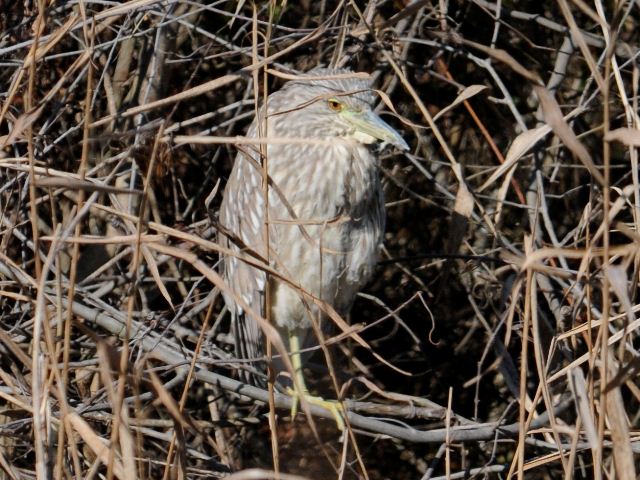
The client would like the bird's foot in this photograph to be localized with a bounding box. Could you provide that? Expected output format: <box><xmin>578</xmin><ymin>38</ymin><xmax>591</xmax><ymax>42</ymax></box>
<box><xmin>285</xmin><ymin>386</ymin><xmax>345</xmax><ymax>431</ymax></box>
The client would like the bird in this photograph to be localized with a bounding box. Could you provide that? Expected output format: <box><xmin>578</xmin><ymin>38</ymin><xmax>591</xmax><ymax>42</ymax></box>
<box><xmin>218</xmin><ymin>67</ymin><xmax>408</xmax><ymax>419</ymax></box>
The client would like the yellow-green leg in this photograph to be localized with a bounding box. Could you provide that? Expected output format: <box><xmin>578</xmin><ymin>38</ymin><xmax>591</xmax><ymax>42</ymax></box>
<box><xmin>286</xmin><ymin>329</ymin><xmax>344</xmax><ymax>430</ymax></box>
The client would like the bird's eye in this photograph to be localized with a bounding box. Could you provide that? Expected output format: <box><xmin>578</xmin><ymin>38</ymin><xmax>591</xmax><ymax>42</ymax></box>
<box><xmin>327</xmin><ymin>99</ymin><xmax>344</xmax><ymax>112</ymax></box>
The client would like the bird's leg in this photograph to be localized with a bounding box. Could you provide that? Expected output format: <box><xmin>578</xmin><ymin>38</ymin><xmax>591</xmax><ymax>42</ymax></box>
<box><xmin>288</xmin><ymin>329</ymin><xmax>308</xmax><ymax>417</ymax></box>
<box><xmin>289</xmin><ymin>329</ymin><xmax>306</xmax><ymax>400</ymax></box>
<box><xmin>286</xmin><ymin>329</ymin><xmax>345</xmax><ymax>430</ymax></box>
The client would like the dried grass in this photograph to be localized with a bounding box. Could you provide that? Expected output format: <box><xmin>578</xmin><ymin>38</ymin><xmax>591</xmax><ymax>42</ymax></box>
<box><xmin>0</xmin><ymin>1</ymin><xmax>639</xmax><ymax>478</ymax></box>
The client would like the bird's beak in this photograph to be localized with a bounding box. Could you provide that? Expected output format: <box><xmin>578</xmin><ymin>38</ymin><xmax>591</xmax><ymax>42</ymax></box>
<box><xmin>343</xmin><ymin>109</ymin><xmax>409</xmax><ymax>151</ymax></box>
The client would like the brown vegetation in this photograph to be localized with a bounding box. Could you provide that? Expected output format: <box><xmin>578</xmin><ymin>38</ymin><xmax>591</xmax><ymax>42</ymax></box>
<box><xmin>0</xmin><ymin>1</ymin><xmax>639</xmax><ymax>478</ymax></box>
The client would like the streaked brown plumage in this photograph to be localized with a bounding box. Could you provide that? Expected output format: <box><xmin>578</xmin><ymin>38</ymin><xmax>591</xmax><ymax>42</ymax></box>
<box><xmin>219</xmin><ymin>68</ymin><xmax>408</xmax><ymax>387</ymax></box>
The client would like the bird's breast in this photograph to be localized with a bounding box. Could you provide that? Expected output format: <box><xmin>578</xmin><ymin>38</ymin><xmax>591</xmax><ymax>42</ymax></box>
<box><xmin>267</xmin><ymin>142</ymin><xmax>378</xmax><ymax>218</ymax></box>
<box><xmin>264</xmin><ymin>141</ymin><xmax>383</xmax><ymax>328</ymax></box>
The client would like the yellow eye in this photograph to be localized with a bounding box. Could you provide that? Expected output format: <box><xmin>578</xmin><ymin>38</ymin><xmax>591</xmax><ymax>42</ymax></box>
<box><xmin>327</xmin><ymin>99</ymin><xmax>344</xmax><ymax>112</ymax></box>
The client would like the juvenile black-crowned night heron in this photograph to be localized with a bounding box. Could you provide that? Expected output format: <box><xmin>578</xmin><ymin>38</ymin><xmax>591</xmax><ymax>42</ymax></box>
<box><xmin>218</xmin><ymin>68</ymin><xmax>408</xmax><ymax>420</ymax></box>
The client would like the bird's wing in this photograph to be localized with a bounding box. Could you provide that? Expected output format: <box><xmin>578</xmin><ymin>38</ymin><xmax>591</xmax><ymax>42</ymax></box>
<box><xmin>342</xmin><ymin>178</ymin><xmax>386</xmax><ymax>318</ymax></box>
<box><xmin>218</xmin><ymin>147</ymin><xmax>269</xmax><ymax>384</ymax></box>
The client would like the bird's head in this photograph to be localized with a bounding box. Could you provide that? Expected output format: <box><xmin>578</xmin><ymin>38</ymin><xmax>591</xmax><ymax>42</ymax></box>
<box><xmin>275</xmin><ymin>68</ymin><xmax>409</xmax><ymax>151</ymax></box>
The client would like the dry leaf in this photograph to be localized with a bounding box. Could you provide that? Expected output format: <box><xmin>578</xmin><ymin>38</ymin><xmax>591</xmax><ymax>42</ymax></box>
<box><xmin>534</xmin><ymin>85</ymin><xmax>605</xmax><ymax>186</ymax></box>
<box><xmin>568</xmin><ymin>368</ymin><xmax>599</xmax><ymax>451</ymax></box>
<box><xmin>148</xmin><ymin>369</ymin><xmax>192</xmax><ymax>430</ymax></box>
<box><xmin>607</xmin><ymin>265</ymin><xmax>634</xmax><ymax>324</ymax></box>
<box><xmin>118</xmin><ymin>406</ymin><xmax>138</xmax><ymax>480</ymax></box>
<box><xmin>446</xmin><ymin>168</ymin><xmax>474</xmax><ymax>254</ymax></box>
<box><xmin>606</xmin><ymin>352</ymin><xmax>637</xmax><ymax>480</ymax></box>
<box><xmin>605</xmin><ymin>127</ymin><xmax>640</xmax><ymax>147</ymax></box>
<box><xmin>478</xmin><ymin>126</ymin><xmax>550</xmax><ymax>193</ymax></box>
<box><xmin>35</xmin><ymin>176</ymin><xmax>143</xmax><ymax>194</ymax></box>
<box><xmin>67</xmin><ymin>412</ymin><xmax>126</xmax><ymax>479</ymax></box>
<box><xmin>2</xmin><ymin>105</ymin><xmax>44</xmax><ymax>147</ymax></box>
<box><xmin>460</xmin><ymin>38</ymin><xmax>543</xmax><ymax>84</ymax></box>
<box><xmin>453</xmin><ymin>178</ymin><xmax>474</xmax><ymax>219</ymax></box>
<box><xmin>433</xmin><ymin>85</ymin><xmax>488</xmax><ymax>122</ymax></box>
